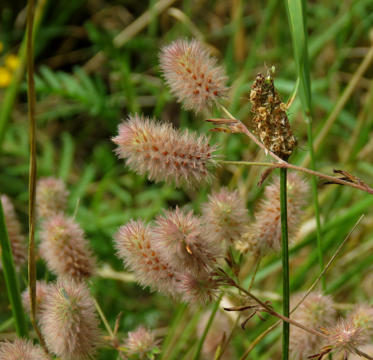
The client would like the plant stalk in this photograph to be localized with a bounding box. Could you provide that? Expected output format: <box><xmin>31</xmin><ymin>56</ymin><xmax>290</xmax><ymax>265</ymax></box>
<box><xmin>0</xmin><ymin>201</ymin><xmax>28</xmax><ymax>337</ymax></box>
<box><xmin>280</xmin><ymin>168</ymin><xmax>290</xmax><ymax>360</ymax></box>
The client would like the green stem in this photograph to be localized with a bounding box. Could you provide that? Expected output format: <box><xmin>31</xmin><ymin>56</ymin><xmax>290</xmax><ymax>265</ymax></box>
<box><xmin>280</xmin><ymin>168</ymin><xmax>289</xmax><ymax>360</ymax></box>
<box><xmin>193</xmin><ymin>294</ymin><xmax>222</xmax><ymax>360</ymax></box>
<box><xmin>0</xmin><ymin>201</ymin><xmax>28</xmax><ymax>337</ymax></box>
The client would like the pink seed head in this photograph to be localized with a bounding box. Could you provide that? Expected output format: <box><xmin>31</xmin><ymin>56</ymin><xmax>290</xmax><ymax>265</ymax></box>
<box><xmin>39</xmin><ymin>213</ymin><xmax>95</xmax><ymax>280</ymax></box>
<box><xmin>0</xmin><ymin>195</ymin><xmax>27</xmax><ymax>269</ymax></box>
<box><xmin>36</xmin><ymin>177</ymin><xmax>69</xmax><ymax>218</ymax></box>
<box><xmin>202</xmin><ymin>187</ymin><xmax>250</xmax><ymax>245</ymax></box>
<box><xmin>124</xmin><ymin>326</ymin><xmax>160</xmax><ymax>358</ymax></box>
<box><xmin>177</xmin><ymin>271</ymin><xmax>220</xmax><ymax>304</ymax></box>
<box><xmin>112</xmin><ymin>114</ymin><xmax>217</xmax><ymax>188</ymax></box>
<box><xmin>160</xmin><ymin>39</ymin><xmax>228</xmax><ymax>113</ymax></box>
<box><xmin>114</xmin><ymin>219</ymin><xmax>179</xmax><ymax>296</ymax></box>
<box><xmin>39</xmin><ymin>278</ymin><xmax>101</xmax><ymax>360</ymax></box>
<box><xmin>326</xmin><ymin>318</ymin><xmax>367</xmax><ymax>354</ymax></box>
<box><xmin>0</xmin><ymin>338</ymin><xmax>49</xmax><ymax>360</ymax></box>
<box><xmin>290</xmin><ymin>292</ymin><xmax>336</xmax><ymax>359</ymax></box>
<box><xmin>240</xmin><ymin>173</ymin><xmax>309</xmax><ymax>256</ymax></box>
<box><xmin>153</xmin><ymin>207</ymin><xmax>223</xmax><ymax>275</ymax></box>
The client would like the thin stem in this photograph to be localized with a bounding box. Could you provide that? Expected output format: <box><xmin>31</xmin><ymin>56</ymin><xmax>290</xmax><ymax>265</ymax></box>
<box><xmin>93</xmin><ymin>297</ymin><xmax>114</xmax><ymax>339</ymax></box>
<box><xmin>26</xmin><ymin>0</ymin><xmax>48</xmax><ymax>352</ymax></box>
<box><xmin>248</xmin><ymin>256</ymin><xmax>261</xmax><ymax>291</ymax></box>
<box><xmin>280</xmin><ymin>168</ymin><xmax>289</xmax><ymax>360</ymax></box>
<box><xmin>0</xmin><ymin>202</ymin><xmax>28</xmax><ymax>337</ymax></box>
<box><xmin>218</xmin><ymin>104</ymin><xmax>285</xmax><ymax>163</ymax></box>
<box><xmin>307</xmin><ymin>121</ymin><xmax>325</xmax><ymax>290</ymax></box>
<box><xmin>219</xmin><ymin>160</ymin><xmax>373</xmax><ymax>195</ymax></box>
<box><xmin>193</xmin><ymin>294</ymin><xmax>223</xmax><ymax>360</ymax></box>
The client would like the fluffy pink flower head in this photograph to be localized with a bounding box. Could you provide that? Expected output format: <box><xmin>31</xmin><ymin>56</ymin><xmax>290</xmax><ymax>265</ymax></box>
<box><xmin>113</xmin><ymin>114</ymin><xmax>217</xmax><ymax>188</ymax></box>
<box><xmin>124</xmin><ymin>326</ymin><xmax>160</xmax><ymax>359</ymax></box>
<box><xmin>290</xmin><ymin>292</ymin><xmax>336</xmax><ymax>359</ymax></box>
<box><xmin>22</xmin><ymin>280</ymin><xmax>50</xmax><ymax>317</ymax></box>
<box><xmin>240</xmin><ymin>173</ymin><xmax>309</xmax><ymax>256</ymax></box>
<box><xmin>39</xmin><ymin>278</ymin><xmax>101</xmax><ymax>360</ymax></box>
<box><xmin>160</xmin><ymin>39</ymin><xmax>228</xmax><ymax>113</ymax></box>
<box><xmin>0</xmin><ymin>195</ymin><xmax>27</xmax><ymax>269</ymax></box>
<box><xmin>36</xmin><ymin>177</ymin><xmax>69</xmax><ymax>218</ymax></box>
<box><xmin>114</xmin><ymin>220</ymin><xmax>179</xmax><ymax>296</ymax></box>
<box><xmin>40</xmin><ymin>213</ymin><xmax>95</xmax><ymax>280</ymax></box>
<box><xmin>177</xmin><ymin>271</ymin><xmax>220</xmax><ymax>304</ymax></box>
<box><xmin>0</xmin><ymin>338</ymin><xmax>49</xmax><ymax>360</ymax></box>
<box><xmin>153</xmin><ymin>207</ymin><xmax>223</xmax><ymax>275</ymax></box>
<box><xmin>202</xmin><ymin>187</ymin><xmax>249</xmax><ymax>245</ymax></box>
<box><xmin>324</xmin><ymin>319</ymin><xmax>367</xmax><ymax>357</ymax></box>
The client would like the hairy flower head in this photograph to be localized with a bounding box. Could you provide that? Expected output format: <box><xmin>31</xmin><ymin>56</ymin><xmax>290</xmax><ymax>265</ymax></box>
<box><xmin>202</xmin><ymin>187</ymin><xmax>249</xmax><ymax>245</ymax></box>
<box><xmin>239</xmin><ymin>173</ymin><xmax>309</xmax><ymax>256</ymax></box>
<box><xmin>153</xmin><ymin>207</ymin><xmax>223</xmax><ymax>275</ymax></box>
<box><xmin>114</xmin><ymin>220</ymin><xmax>179</xmax><ymax>296</ymax></box>
<box><xmin>324</xmin><ymin>319</ymin><xmax>367</xmax><ymax>357</ymax></box>
<box><xmin>112</xmin><ymin>114</ymin><xmax>217</xmax><ymax>187</ymax></box>
<box><xmin>160</xmin><ymin>39</ymin><xmax>228</xmax><ymax>113</ymax></box>
<box><xmin>0</xmin><ymin>195</ymin><xmax>27</xmax><ymax>269</ymax></box>
<box><xmin>0</xmin><ymin>338</ymin><xmax>49</xmax><ymax>360</ymax></box>
<box><xmin>123</xmin><ymin>326</ymin><xmax>160</xmax><ymax>359</ymax></box>
<box><xmin>290</xmin><ymin>292</ymin><xmax>336</xmax><ymax>359</ymax></box>
<box><xmin>39</xmin><ymin>278</ymin><xmax>101</xmax><ymax>360</ymax></box>
<box><xmin>36</xmin><ymin>177</ymin><xmax>69</xmax><ymax>219</ymax></box>
<box><xmin>39</xmin><ymin>213</ymin><xmax>95</xmax><ymax>280</ymax></box>
<box><xmin>177</xmin><ymin>271</ymin><xmax>220</xmax><ymax>304</ymax></box>
<box><xmin>22</xmin><ymin>280</ymin><xmax>50</xmax><ymax>317</ymax></box>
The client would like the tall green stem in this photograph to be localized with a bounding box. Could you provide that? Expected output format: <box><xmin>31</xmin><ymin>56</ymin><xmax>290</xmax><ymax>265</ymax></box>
<box><xmin>0</xmin><ymin>201</ymin><xmax>28</xmax><ymax>337</ymax></box>
<box><xmin>280</xmin><ymin>168</ymin><xmax>289</xmax><ymax>360</ymax></box>
<box><xmin>285</xmin><ymin>0</ymin><xmax>324</xmax><ymax>289</ymax></box>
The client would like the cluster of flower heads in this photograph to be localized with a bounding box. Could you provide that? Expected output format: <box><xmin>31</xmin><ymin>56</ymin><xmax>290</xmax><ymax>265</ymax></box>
<box><xmin>290</xmin><ymin>292</ymin><xmax>373</xmax><ymax>359</ymax></box>
<box><xmin>114</xmin><ymin>186</ymin><xmax>251</xmax><ymax>303</ymax></box>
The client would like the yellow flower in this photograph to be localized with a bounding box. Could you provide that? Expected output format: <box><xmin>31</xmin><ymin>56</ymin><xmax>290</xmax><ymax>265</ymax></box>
<box><xmin>0</xmin><ymin>42</ymin><xmax>3</xmax><ymax>53</ymax></box>
<box><xmin>5</xmin><ymin>54</ymin><xmax>20</xmax><ymax>71</ymax></box>
<box><xmin>0</xmin><ymin>67</ymin><xmax>11</xmax><ymax>88</ymax></box>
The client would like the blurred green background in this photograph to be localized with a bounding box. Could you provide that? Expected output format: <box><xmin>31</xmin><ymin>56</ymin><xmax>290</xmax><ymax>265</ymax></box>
<box><xmin>1</xmin><ymin>1</ymin><xmax>373</xmax><ymax>359</ymax></box>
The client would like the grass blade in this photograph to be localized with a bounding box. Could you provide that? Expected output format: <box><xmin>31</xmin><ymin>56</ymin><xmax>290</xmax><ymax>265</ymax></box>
<box><xmin>0</xmin><ymin>201</ymin><xmax>28</xmax><ymax>337</ymax></box>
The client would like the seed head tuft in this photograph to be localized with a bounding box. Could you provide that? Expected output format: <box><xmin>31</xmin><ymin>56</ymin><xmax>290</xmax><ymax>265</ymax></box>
<box><xmin>123</xmin><ymin>326</ymin><xmax>160</xmax><ymax>359</ymax></box>
<box><xmin>177</xmin><ymin>271</ymin><xmax>220</xmax><ymax>304</ymax></box>
<box><xmin>112</xmin><ymin>114</ymin><xmax>217</xmax><ymax>187</ymax></box>
<box><xmin>290</xmin><ymin>292</ymin><xmax>336</xmax><ymax>359</ymax></box>
<box><xmin>250</xmin><ymin>70</ymin><xmax>297</xmax><ymax>160</ymax></box>
<box><xmin>0</xmin><ymin>338</ymin><xmax>49</xmax><ymax>360</ymax></box>
<box><xmin>153</xmin><ymin>207</ymin><xmax>223</xmax><ymax>275</ymax></box>
<box><xmin>36</xmin><ymin>177</ymin><xmax>69</xmax><ymax>219</ymax></box>
<box><xmin>160</xmin><ymin>39</ymin><xmax>228</xmax><ymax>113</ymax></box>
<box><xmin>39</xmin><ymin>213</ymin><xmax>95</xmax><ymax>280</ymax></box>
<box><xmin>239</xmin><ymin>173</ymin><xmax>309</xmax><ymax>256</ymax></box>
<box><xmin>39</xmin><ymin>278</ymin><xmax>101</xmax><ymax>360</ymax></box>
<box><xmin>0</xmin><ymin>195</ymin><xmax>27</xmax><ymax>269</ymax></box>
<box><xmin>202</xmin><ymin>187</ymin><xmax>249</xmax><ymax>245</ymax></box>
<box><xmin>114</xmin><ymin>220</ymin><xmax>179</xmax><ymax>296</ymax></box>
